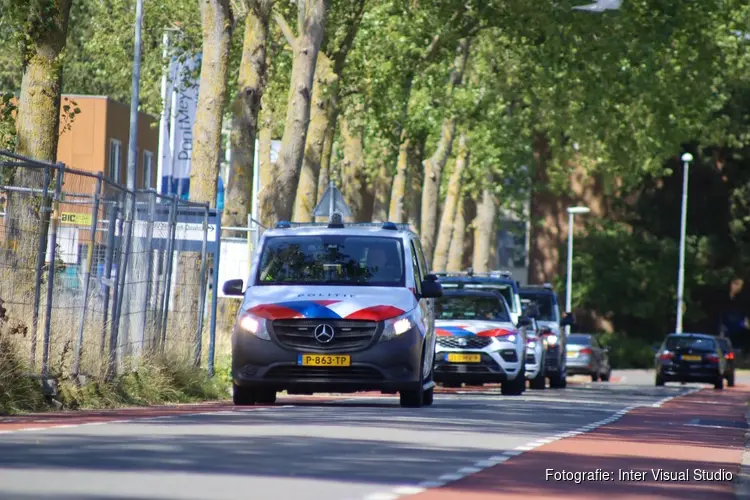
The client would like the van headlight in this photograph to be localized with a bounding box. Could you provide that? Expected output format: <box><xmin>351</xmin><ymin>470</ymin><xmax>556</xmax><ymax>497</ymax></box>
<box><xmin>235</xmin><ymin>311</ymin><xmax>270</xmax><ymax>340</ymax></box>
<box><xmin>380</xmin><ymin>311</ymin><xmax>417</xmax><ymax>342</ymax></box>
<box><xmin>544</xmin><ymin>334</ymin><xmax>558</xmax><ymax>346</ymax></box>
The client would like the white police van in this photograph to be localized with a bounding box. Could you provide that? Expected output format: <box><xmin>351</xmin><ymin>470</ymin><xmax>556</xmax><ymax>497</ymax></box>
<box><xmin>222</xmin><ymin>213</ymin><xmax>443</xmax><ymax>408</ymax></box>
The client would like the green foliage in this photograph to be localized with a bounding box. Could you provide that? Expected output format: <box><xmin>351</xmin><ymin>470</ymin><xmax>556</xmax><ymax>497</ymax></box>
<box><xmin>0</xmin><ymin>93</ymin><xmax>16</xmax><ymax>151</ymax></box>
<box><xmin>597</xmin><ymin>332</ymin><xmax>656</xmax><ymax>369</ymax></box>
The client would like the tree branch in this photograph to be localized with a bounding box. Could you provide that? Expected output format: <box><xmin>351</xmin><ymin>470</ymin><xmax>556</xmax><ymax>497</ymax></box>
<box><xmin>331</xmin><ymin>0</ymin><xmax>367</xmax><ymax>75</ymax></box>
<box><xmin>273</xmin><ymin>11</ymin><xmax>297</xmax><ymax>49</ymax></box>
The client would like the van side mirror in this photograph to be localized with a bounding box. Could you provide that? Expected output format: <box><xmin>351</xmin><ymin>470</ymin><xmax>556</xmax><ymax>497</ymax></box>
<box><xmin>560</xmin><ymin>312</ymin><xmax>575</xmax><ymax>327</ymax></box>
<box><xmin>517</xmin><ymin>316</ymin><xmax>532</xmax><ymax>328</ymax></box>
<box><xmin>421</xmin><ymin>278</ymin><xmax>443</xmax><ymax>298</ymax></box>
<box><xmin>223</xmin><ymin>279</ymin><xmax>244</xmax><ymax>296</ymax></box>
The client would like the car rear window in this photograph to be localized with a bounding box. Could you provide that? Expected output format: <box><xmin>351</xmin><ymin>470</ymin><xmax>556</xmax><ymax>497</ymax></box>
<box><xmin>256</xmin><ymin>235</ymin><xmax>405</xmax><ymax>286</ymax></box>
<box><xmin>435</xmin><ymin>295</ymin><xmax>511</xmax><ymax>322</ymax></box>
<box><xmin>665</xmin><ymin>336</ymin><xmax>716</xmax><ymax>352</ymax></box>
<box><xmin>567</xmin><ymin>335</ymin><xmax>591</xmax><ymax>345</ymax></box>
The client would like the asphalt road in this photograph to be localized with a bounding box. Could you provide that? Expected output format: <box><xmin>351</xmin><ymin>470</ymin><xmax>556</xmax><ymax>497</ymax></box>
<box><xmin>0</xmin><ymin>372</ymin><xmax>711</xmax><ymax>500</ymax></box>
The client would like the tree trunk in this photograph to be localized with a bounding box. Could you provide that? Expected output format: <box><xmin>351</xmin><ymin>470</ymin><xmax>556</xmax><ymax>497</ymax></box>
<box><xmin>419</xmin><ymin>38</ymin><xmax>470</xmax><ymax>268</ymax></box>
<box><xmin>257</xmin><ymin>103</ymin><xmax>275</xmax><ymax>228</ymax></box>
<box><xmin>316</xmin><ymin>107</ymin><xmax>337</xmax><ymax>205</ymax></box>
<box><xmin>178</xmin><ymin>0</ymin><xmax>233</xmax><ymax>360</ymax></box>
<box><xmin>224</xmin><ymin>0</ymin><xmax>272</xmax><ymax>231</ymax></box>
<box><xmin>461</xmin><ymin>196</ymin><xmax>477</xmax><ymax>270</ymax></box>
<box><xmin>432</xmin><ymin>132</ymin><xmax>468</xmax><ymax>271</ymax></box>
<box><xmin>420</xmin><ymin>118</ymin><xmax>456</xmax><ymax>265</ymax></box>
<box><xmin>446</xmin><ymin>194</ymin><xmax>468</xmax><ymax>272</ymax></box>
<box><xmin>472</xmin><ymin>185</ymin><xmax>497</xmax><ymax>273</ymax></box>
<box><xmin>388</xmin><ymin>134</ymin><xmax>410</xmax><ymax>223</ymax></box>
<box><xmin>292</xmin><ymin>52</ymin><xmax>337</xmax><ymax>222</ymax></box>
<box><xmin>372</xmin><ymin>158</ymin><xmax>390</xmax><ymax>222</ymax></box>
<box><xmin>9</xmin><ymin>0</ymin><xmax>73</xmax><ymax>363</ymax></box>
<box><xmin>339</xmin><ymin>111</ymin><xmax>370</xmax><ymax>221</ymax></box>
<box><xmin>261</xmin><ymin>0</ymin><xmax>328</xmax><ymax>225</ymax></box>
<box><xmin>406</xmin><ymin>137</ymin><xmax>425</xmax><ymax>233</ymax></box>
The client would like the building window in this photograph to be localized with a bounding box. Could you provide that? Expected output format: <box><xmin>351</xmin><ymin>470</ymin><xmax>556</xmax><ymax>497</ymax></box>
<box><xmin>109</xmin><ymin>139</ymin><xmax>122</xmax><ymax>182</ymax></box>
<box><xmin>143</xmin><ymin>150</ymin><xmax>154</xmax><ymax>189</ymax></box>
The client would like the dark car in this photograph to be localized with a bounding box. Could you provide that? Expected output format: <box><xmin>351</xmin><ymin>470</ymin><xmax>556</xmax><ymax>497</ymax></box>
<box><xmin>519</xmin><ymin>285</ymin><xmax>570</xmax><ymax>389</ymax></box>
<box><xmin>565</xmin><ymin>333</ymin><xmax>611</xmax><ymax>382</ymax></box>
<box><xmin>715</xmin><ymin>336</ymin><xmax>736</xmax><ymax>387</ymax></box>
<box><xmin>654</xmin><ymin>333</ymin><xmax>727</xmax><ymax>389</ymax></box>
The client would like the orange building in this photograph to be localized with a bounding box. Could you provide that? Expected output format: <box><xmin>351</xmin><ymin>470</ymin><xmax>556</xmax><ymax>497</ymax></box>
<box><xmin>56</xmin><ymin>94</ymin><xmax>158</xmax><ymax>189</ymax></box>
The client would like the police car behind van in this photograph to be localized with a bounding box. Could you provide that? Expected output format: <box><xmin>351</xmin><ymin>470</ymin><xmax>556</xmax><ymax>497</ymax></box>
<box><xmin>222</xmin><ymin>214</ymin><xmax>443</xmax><ymax>408</ymax></box>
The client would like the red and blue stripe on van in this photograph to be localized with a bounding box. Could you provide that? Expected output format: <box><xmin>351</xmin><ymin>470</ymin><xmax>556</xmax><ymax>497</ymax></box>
<box><xmin>247</xmin><ymin>300</ymin><xmax>406</xmax><ymax>321</ymax></box>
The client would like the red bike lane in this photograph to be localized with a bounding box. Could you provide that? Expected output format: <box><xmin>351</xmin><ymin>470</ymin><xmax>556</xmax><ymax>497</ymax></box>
<box><xmin>410</xmin><ymin>385</ymin><xmax>749</xmax><ymax>500</ymax></box>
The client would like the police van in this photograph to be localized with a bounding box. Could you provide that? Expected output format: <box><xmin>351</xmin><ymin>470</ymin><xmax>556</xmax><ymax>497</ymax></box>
<box><xmin>222</xmin><ymin>213</ymin><xmax>443</xmax><ymax>408</ymax></box>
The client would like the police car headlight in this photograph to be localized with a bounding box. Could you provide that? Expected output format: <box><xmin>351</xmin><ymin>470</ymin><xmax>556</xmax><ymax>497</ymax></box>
<box><xmin>527</xmin><ymin>341</ymin><xmax>536</xmax><ymax>349</ymax></box>
<box><xmin>507</xmin><ymin>335</ymin><xmax>517</xmax><ymax>343</ymax></box>
<box><xmin>236</xmin><ymin>312</ymin><xmax>270</xmax><ymax>341</ymax></box>
<box><xmin>381</xmin><ymin>311</ymin><xmax>417</xmax><ymax>342</ymax></box>
<box><xmin>545</xmin><ymin>334</ymin><xmax>558</xmax><ymax>346</ymax></box>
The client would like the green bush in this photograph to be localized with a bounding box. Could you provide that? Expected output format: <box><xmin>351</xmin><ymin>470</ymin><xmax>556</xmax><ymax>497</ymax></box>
<box><xmin>597</xmin><ymin>332</ymin><xmax>655</xmax><ymax>369</ymax></box>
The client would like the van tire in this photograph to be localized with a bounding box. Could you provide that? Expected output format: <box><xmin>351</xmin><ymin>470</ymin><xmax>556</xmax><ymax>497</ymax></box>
<box><xmin>400</xmin><ymin>348</ymin><xmax>426</xmax><ymax>408</ymax></box>
<box><xmin>233</xmin><ymin>383</ymin><xmax>257</xmax><ymax>406</ymax></box>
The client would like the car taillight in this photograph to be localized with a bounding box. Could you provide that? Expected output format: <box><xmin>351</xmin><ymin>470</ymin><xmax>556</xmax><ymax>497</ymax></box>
<box><xmin>580</xmin><ymin>347</ymin><xmax>593</xmax><ymax>355</ymax></box>
<box><xmin>725</xmin><ymin>352</ymin><xmax>734</xmax><ymax>360</ymax></box>
<box><xmin>659</xmin><ymin>351</ymin><xmax>674</xmax><ymax>361</ymax></box>
<box><xmin>705</xmin><ymin>354</ymin><xmax>720</xmax><ymax>363</ymax></box>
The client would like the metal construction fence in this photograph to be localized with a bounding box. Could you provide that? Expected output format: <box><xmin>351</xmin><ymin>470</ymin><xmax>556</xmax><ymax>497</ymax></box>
<box><xmin>0</xmin><ymin>150</ymin><xmax>222</xmax><ymax>381</ymax></box>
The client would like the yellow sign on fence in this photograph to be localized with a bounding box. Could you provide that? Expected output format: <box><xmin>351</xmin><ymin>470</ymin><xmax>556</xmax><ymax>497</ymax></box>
<box><xmin>60</xmin><ymin>212</ymin><xmax>93</xmax><ymax>226</ymax></box>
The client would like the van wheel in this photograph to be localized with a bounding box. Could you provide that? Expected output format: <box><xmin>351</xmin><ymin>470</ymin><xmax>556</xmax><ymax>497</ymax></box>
<box><xmin>549</xmin><ymin>371</ymin><xmax>567</xmax><ymax>389</ymax></box>
<box><xmin>400</xmin><ymin>350</ymin><xmax>426</xmax><ymax>408</ymax></box>
<box><xmin>255</xmin><ymin>389</ymin><xmax>277</xmax><ymax>404</ymax></box>
<box><xmin>530</xmin><ymin>368</ymin><xmax>546</xmax><ymax>390</ymax></box>
<box><xmin>233</xmin><ymin>383</ymin><xmax>257</xmax><ymax>406</ymax></box>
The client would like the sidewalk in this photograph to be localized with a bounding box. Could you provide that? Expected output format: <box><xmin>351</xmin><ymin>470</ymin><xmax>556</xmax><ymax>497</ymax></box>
<box><xmin>411</xmin><ymin>386</ymin><xmax>750</xmax><ymax>500</ymax></box>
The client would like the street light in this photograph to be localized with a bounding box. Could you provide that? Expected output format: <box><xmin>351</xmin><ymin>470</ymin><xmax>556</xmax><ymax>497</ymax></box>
<box><xmin>565</xmin><ymin>206</ymin><xmax>590</xmax><ymax>336</ymax></box>
<box><xmin>675</xmin><ymin>152</ymin><xmax>693</xmax><ymax>333</ymax></box>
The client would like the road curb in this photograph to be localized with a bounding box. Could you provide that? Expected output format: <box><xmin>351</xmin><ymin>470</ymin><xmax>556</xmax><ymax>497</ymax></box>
<box><xmin>735</xmin><ymin>408</ymin><xmax>750</xmax><ymax>499</ymax></box>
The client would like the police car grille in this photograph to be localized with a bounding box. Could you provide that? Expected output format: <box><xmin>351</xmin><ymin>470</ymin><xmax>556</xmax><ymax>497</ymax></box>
<box><xmin>526</xmin><ymin>353</ymin><xmax>536</xmax><ymax>364</ymax></box>
<box><xmin>437</xmin><ymin>336</ymin><xmax>493</xmax><ymax>349</ymax></box>
<box><xmin>271</xmin><ymin>320</ymin><xmax>378</xmax><ymax>350</ymax></box>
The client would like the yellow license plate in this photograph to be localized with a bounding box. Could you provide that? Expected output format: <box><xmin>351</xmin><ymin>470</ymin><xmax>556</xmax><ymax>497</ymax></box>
<box><xmin>567</xmin><ymin>351</ymin><xmax>577</xmax><ymax>358</ymax></box>
<box><xmin>298</xmin><ymin>354</ymin><xmax>351</xmax><ymax>367</ymax></box>
<box><xmin>681</xmin><ymin>354</ymin><xmax>701</xmax><ymax>361</ymax></box>
<box><xmin>446</xmin><ymin>353</ymin><xmax>481</xmax><ymax>363</ymax></box>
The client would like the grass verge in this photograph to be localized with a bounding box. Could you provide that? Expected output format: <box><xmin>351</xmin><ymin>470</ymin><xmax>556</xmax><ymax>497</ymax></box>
<box><xmin>1</xmin><ymin>333</ymin><xmax>227</xmax><ymax>415</ymax></box>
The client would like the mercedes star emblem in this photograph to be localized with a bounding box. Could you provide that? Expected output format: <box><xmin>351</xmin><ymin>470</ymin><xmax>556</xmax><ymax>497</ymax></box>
<box><xmin>458</xmin><ymin>338</ymin><xmax>467</xmax><ymax>347</ymax></box>
<box><xmin>314</xmin><ymin>324</ymin><xmax>335</xmax><ymax>343</ymax></box>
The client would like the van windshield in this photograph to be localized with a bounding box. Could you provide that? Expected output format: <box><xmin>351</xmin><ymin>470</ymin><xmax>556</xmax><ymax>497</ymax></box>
<box><xmin>519</xmin><ymin>292</ymin><xmax>557</xmax><ymax>321</ymax></box>
<box><xmin>256</xmin><ymin>235</ymin><xmax>405</xmax><ymax>286</ymax></box>
<box><xmin>665</xmin><ymin>336</ymin><xmax>716</xmax><ymax>353</ymax></box>
<box><xmin>441</xmin><ymin>282</ymin><xmax>516</xmax><ymax>313</ymax></box>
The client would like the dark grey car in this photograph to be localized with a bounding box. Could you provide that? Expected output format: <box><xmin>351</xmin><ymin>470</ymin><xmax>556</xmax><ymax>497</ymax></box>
<box><xmin>565</xmin><ymin>333</ymin><xmax>611</xmax><ymax>382</ymax></box>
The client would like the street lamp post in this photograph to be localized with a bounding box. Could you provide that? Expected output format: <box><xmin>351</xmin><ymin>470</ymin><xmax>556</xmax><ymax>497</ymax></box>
<box><xmin>675</xmin><ymin>152</ymin><xmax>693</xmax><ymax>333</ymax></box>
<box><xmin>565</xmin><ymin>206</ymin><xmax>591</xmax><ymax>336</ymax></box>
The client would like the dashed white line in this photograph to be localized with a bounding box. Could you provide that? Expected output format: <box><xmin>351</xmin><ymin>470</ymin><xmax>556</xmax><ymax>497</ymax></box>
<box><xmin>356</xmin><ymin>386</ymin><xmax>703</xmax><ymax>500</ymax></box>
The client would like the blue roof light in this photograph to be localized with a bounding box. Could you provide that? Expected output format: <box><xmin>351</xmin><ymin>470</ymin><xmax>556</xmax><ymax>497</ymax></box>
<box><xmin>382</xmin><ymin>222</ymin><xmax>398</xmax><ymax>230</ymax></box>
<box><xmin>275</xmin><ymin>221</ymin><xmax>291</xmax><ymax>229</ymax></box>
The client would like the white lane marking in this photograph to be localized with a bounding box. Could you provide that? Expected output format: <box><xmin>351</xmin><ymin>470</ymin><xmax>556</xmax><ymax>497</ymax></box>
<box><xmin>392</xmin><ymin>486</ymin><xmax>426</xmax><ymax>495</ymax></box>
<box><xmin>357</xmin><ymin>388</ymin><xmax>709</xmax><ymax>500</ymax></box>
<box><xmin>0</xmin><ymin>406</ymin><xmax>282</xmax><ymax>435</ymax></box>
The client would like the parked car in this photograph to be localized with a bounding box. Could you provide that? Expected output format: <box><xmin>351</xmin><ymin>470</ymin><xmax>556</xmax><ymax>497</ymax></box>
<box><xmin>519</xmin><ymin>285</ymin><xmax>569</xmax><ymax>389</ymax></box>
<box><xmin>565</xmin><ymin>333</ymin><xmax>611</xmax><ymax>382</ymax></box>
<box><xmin>715</xmin><ymin>336</ymin><xmax>736</xmax><ymax>387</ymax></box>
<box><xmin>654</xmin><ymin>333</ymin><xmax>726</xmax><ymax>389</ymax></box>
<box><xmin>432</xmin><ymin>289</ymin><xmax>530</xmax><ymax>395</ymax></box>
<box><xmin>222</xmin><ymin>215</ymin><xmax>443</xmax><ymax>408</ymax></box>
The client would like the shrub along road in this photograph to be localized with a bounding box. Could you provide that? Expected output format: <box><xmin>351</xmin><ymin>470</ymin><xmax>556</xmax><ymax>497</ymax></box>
<box><xmin>0</xmin><ymin>377</ymin><xmax>743</xmax><ymax>500</ymax></box>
